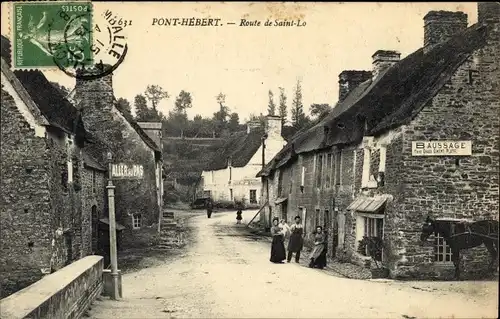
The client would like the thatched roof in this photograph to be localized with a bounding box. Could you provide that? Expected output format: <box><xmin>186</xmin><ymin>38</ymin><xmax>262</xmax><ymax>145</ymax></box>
<box><xmin>205</xmin><ymin>128</ymin><xmax>265</xmax><ymax>171</ymax></box>
<box><xmin>257</xmin><ymin>23</ymin><xmax>488</xmax><ymax>177</ymax></box>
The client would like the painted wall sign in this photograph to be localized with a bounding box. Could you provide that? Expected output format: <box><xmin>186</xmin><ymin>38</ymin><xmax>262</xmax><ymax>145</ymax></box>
<box><xmin>111</xmin><ymin>164</ymin><xmax>144</xmax><ymax>179</ymax></box>
<box><xmin>412</xmin><ymin>141</ymin><xmax>472</xmax><ymax>156</ymax></box>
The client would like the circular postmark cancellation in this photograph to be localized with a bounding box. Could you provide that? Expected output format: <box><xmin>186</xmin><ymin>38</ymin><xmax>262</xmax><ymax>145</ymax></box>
<box><xmin>47</xmin><ymin>6</ymin><xmax>128</xmax><ymax>80</ymax></box>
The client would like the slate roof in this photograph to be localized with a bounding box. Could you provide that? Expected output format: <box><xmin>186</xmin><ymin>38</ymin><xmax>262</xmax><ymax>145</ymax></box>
<box><xmin>205</xmin><ymin>128</ymin><xmax>266</xmax><ymax>171</ymax></box>
<box><xmin>257</xmin><ymin>22</ymin><xmax>488</xmax><ymax>177</ymax></box>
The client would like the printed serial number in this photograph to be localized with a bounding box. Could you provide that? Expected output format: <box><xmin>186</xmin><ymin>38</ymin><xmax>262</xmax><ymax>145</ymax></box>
<box><xmin>62</xmin><ymin>5</ymin><xmax>89</xmax><ymax>12</ymax></box>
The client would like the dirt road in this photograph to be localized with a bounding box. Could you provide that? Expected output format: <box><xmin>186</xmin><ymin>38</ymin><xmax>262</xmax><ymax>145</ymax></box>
<box><xmin>88</xmin><ymin>211</ymin><xmax>498</xmax><ymax>318</ymax></box>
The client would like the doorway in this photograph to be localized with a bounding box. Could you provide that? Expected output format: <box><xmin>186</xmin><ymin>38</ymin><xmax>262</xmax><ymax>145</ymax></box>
<box><xmin>91</xmin><ymin>205</ymin><xmax>98</xmax><ymax>253</ymax></box>
<box><xmin>282</xmin><ymin>201</ymin><xmax>288</xmax><ymax>222</ymax></box>
<box><xmin>64</xmin><ymin>232</ymin><xmax>73</xmax><ymax>266</ymax></box>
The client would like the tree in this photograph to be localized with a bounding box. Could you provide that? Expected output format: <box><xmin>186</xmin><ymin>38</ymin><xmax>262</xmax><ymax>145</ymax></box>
<box><xmin>135</xmin><ymin>94</ymin><xmax>166</xmax><ymax>122</ymax></box>
<box><xmin>278</xmin><ymin>87</ymin><xmax>287</xmax><ymax>127</ymax></box>
<box><xmin>267</xmin><ymin>90</ymin><xmax>276</xmax><ymax>115</ymax></box>
<box><xmin>134</xmin><ymin>94</ymin><xmax>149</xmax><ymax>121</ymax></box>
<box><xmin>174</xmin><ymin>90</ymin><xmax>193</xmax><ymax>114</ymax></box>
<box><xmin>213</xmin><ymin>92</ymin><xmax>231</xmax><ymax>136</ymax></box>
<box><xmin>145</xmin><ymin>85</ymin><xmax>169</xmax><ymax>110</ymax></box>
<box><xmin>310</xmin><ymin>103</ymin><xmax>331</xmax><ymax>119</ymax></box>
<box><xmin>291</xmin><ymin>79</ymin><xmax>307</xmax><ymax>129</ymax></box>
<box><xmin>116</xmin><ymin>97</ymin><xmax>133</xmax><ymax>119</ymax></box>
<box><xmin>228</xmin><ymin>112</ymin><xmax>240</xmax><ymax>132</ymax></box>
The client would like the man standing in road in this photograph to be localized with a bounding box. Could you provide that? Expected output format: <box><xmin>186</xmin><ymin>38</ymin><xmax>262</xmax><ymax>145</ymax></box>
<box><xmin>206</xmin><ymin>198</ymin><xmax>213</xmax><ymax>218</ymax></box>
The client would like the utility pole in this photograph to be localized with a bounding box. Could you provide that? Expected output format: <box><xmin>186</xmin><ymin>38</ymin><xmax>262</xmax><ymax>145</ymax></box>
<box><xmin>107</xmin><ymin>152</ymin><xmax>120</xmax><ymax>300</ymax></box>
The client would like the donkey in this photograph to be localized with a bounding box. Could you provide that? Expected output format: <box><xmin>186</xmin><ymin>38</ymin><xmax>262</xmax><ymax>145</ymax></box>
<box><xmin>420</xmin><ymin>216</ymin><xmax>499</xmax><ymax>280</ymax></box>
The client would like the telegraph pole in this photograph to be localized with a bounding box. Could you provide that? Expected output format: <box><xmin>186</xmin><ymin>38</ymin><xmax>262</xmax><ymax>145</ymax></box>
<box><xmin>107</xmin><ymin>152</ymin><xmax>120</xmax><ymax>300</ymax></box>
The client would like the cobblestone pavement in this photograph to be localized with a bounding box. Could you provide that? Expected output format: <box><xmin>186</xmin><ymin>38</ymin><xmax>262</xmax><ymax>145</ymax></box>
<box><xmin>88</xmin><ymin>211</ymin><xmax>498</xmax><ymax>319</ymax></box>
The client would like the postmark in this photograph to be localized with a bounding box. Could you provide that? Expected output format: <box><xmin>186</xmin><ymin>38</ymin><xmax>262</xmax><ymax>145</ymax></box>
<box><xmin>48</xmin><ymin>7</ymin><xmax>129</xmax><ymax>80</ymax></box>
<box><xmin>12</xmin><ymin>1</ymin><xmax>93</xmax><ymax>69</ymax></box>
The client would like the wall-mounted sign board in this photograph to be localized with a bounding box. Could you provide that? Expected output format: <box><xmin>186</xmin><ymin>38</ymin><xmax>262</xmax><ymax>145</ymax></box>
<box><xmin>411</xmin><ymin>141</ymin><xmax>472</xmax><ymax>156</ymax></box>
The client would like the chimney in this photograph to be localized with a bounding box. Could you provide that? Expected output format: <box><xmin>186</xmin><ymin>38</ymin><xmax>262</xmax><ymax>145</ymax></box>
<box><xmin>372</xmin><ymin>50</ymin><xmax>401</xmax><ymax>79</ymax></box>
<box><xmin>423</xmin><ymin>11</ymin><xmax>468</xmax><ymax>53</ymax></box>
<box><xmin>75</xmin><ymin>64</ymin><xmax>114</xmax><ymax>111</ymax></box>
<box><xmin>265</xmin><ymin>115</ymin><xmax>282</xmax><ymax>139</ymax></box>
<box><xmin>137</xmin><ymin>122</ymin><xmax>163</xmax><ymax>151</ymax></box>
<box><xmin>246</xmin><ymin>120</ymin><xmax>261</xmax><ymax>134</ymax></box>
<box><xmin>478</xmin><ymin>2</ymin><xmax>500</xmax><ymax>24</ymax></box>
<box><xmin>338</xmin><ymin>70</ymin><xmax>372</xmax><ymax>103</ymax></box>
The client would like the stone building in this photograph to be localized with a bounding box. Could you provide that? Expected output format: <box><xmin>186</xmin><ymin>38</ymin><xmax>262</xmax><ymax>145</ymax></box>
<box><xmin>202</xmin><ymin>115</ymin><xmax>286</xmax><ymax>207</ymax></box>
<box><xmin>0</xmin><ymin>36</ymin><xmax>110</xmax><ymax>297</ymax></box>
<box><xmin>71</xmin><ymin>67</ymin><xmax>164</xmax><ymax>248</ymax></box>
<box><xmin>258</xmin><ymin>3</ymin><xmax>499</xmax><ymax>279</ymax></box>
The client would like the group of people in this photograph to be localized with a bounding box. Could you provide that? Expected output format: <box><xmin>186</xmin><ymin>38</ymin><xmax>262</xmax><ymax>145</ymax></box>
<box><xmin>270</xmin><ymin>215</ymin><xmax>328</xmax><ymax>269</ymax></box>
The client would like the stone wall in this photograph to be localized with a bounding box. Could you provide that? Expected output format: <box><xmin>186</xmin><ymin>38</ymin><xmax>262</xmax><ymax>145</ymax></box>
<box><xmin>0</xmin><ymin>256</ymin><xmax>104</xmax><ymax>319</ymax></box>
<box><xmin>81</xmin><ymin>166</ymin><xmax>106</xmax><ymax>256</ymax></box>
<box><xmin>0</xmin><ymin>89</ymin><xmax>52</xmax><ymax>297</ymax></box>
<box><xmin>388</xmin><ymin>19</ymin><xmax>500</xmax><ymax>278</ymax></box>
<box><xmin>75</xmin><ymin>72</ymin><xmax>160</xmax><ymax>249</ymax></box>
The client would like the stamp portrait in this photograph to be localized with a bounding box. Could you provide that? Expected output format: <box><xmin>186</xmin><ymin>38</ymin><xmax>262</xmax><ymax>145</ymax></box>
<box><xmin>12</xmin><ymin>1</ymin><xmax>93</xmax><ymax>69</ymax></box>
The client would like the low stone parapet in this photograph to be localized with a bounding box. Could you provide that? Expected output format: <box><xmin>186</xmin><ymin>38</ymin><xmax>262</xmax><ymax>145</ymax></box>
<box><xmin>0</xmin><ymin>256</ymin><xmax>104</xmax><ymax>319</ymax></box>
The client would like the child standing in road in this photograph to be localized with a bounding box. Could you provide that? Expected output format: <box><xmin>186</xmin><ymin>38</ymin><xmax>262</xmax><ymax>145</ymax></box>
<box><xmin>236</xmin><ymin>201</ymin><xmax>243</xmax><ymax>224</ymax></box>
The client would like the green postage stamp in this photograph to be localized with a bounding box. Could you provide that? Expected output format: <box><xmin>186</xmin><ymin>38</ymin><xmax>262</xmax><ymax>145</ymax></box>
<box><xmin>12</xmin><ymin>1</ymin><xmax>93</xmax><ymax>69</ymax></box>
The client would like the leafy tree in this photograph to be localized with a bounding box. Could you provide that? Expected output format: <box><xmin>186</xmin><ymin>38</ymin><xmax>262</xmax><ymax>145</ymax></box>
<box><xmin>174</xmin><ymin>90</ymin><xmax>193</xmax><ymax>114</ymax></box>
<box><xmin>134</xmin><ymin>94</ymin><xmax>149</xmax><ymax>121</ymax></box>
<box><xmin>278</xmin><ymin>87</ymin><xmax>287</xmax><ymax>127</ymax></box>
<box><xmin>116</xmin><ymin>97</ymin><xmax>133</xmax><ymax>120</ymax></box>
<box><xmin>267</xmin><ymin>90</ymin><xmax>276</xmax><ymax>115</ymax></box>
<box><xmin>310</xmin><ymin>103</ymin><xmax>331</xmax><ymax>119</ymax></box>
<box><xmin>145</xmin><ymin>84</ymin><xmax>169</xmax><ymax>110</ymax></box>
<box><xmin>213</xmin><ymin>92</ymin><xmax>231</xmax><ymax>136</ymax></box>
<box><xmin>291</xmin><ymin>79</ymin><xmax>307</xmax><ymax>129</ymax></box>
<box><xmin>228</xmin><ymin>112</ymin><xmax>240</xmax><ymax>132</ymax></box>
<box><xmin>135</xmin><ymin>93</ymin><xmax>166</xmax><ymax>122</ymax></box>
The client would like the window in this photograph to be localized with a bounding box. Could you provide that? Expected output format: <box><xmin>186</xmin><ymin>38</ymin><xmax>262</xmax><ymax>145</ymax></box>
<box><xmin>315</xmin><ymin>209</ymin><xmax>320</xmax><ymax>227</ymax></box>
<box><xmin>316</xmin><ymin>154</ymin><xmax>323</xmax><ymax>188</ymax></box>
<box><xmin>230</xmin><ymin>188</ymin><xmax>233</xmax><ymax>201</ymax></box>
<box><xmin>92</xmin><ymin>170</ymin><xmax>96</xmax><ymax>194</ymax></box>
<box><xmin>362</xmin><ymin>148</ymin><xmax>372</xmax><ymax>188</ymax></box>
<box><xmin>363</xmin><ymin>217</ymin><xmax>383</xmax><ymax>238</ymax></box>
<box><xmin>249</xmin><ymin>189</ymin><xmax>257</xmax><ymax>204</ymax></box>
<box><xmin>229</xmin><ymin>167</ymin><xmax>232</xmax><ymax>182</ymax></box>
<box><xmin>434</xmin><ymin>233</ymin><xmax>452</xmax><ymax>262</ymax></box>
<box><xmin>278</xmin><ymin>170</ymin><xmax>283</xmax><ymax>196</ymax></box>
<box><xmin>334</xmin><ymin>151</ymin><xmax>341</xmax><ymax>186</ymax></box>
<box><xmin>325</xmin><ymin>153</ymin><xmax>333</xmax><ymax>188</ymax></box>
<box><xmin>132</xmin><ymin>214</ymin><xmax>142</xmax><ymax>229</ymax></box>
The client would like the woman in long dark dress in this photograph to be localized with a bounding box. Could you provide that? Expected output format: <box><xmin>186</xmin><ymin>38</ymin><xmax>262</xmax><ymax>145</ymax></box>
<box><xmin>287</xmin><ymin>215</ymin><xmax>304</xmax><ymax>263</ymax></box>
<box><xmin>270</xmin><ymin>217</ymin><xmax>286</xmax><ymax>263</ymax></box>
<box><xmin>308</xmin><ymin>226</ymin><xmax>327</xmax><ymax>269</ymax></box>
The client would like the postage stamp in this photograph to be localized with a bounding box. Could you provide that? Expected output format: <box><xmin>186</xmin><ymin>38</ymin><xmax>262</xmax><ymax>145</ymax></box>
<box><xmin>12</xmin><ymin>1</ymin><xmax>93</xmax><ymax>69</ymax></box>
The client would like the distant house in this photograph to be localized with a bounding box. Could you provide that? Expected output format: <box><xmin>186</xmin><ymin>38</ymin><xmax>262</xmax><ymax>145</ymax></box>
<box><xmin>0</xmin><ymin>35</ymin><xmax>110</xmax><ymax>297</ymax></box>
<box><xmin>202</xmin><ymin>115</ymin><xmax>286</xmax><ymax>206</ymax></box>
<box><xmin>257</xmin><ymin>3</ymin><xmax>499</xmax><ymax>279</ymax></box>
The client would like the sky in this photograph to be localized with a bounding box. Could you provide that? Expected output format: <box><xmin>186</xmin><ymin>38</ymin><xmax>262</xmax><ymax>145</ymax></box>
<box><xmin>1</xmin><ymin>2</ymin><xmax>478</xmax><ymax>123</ymax></box>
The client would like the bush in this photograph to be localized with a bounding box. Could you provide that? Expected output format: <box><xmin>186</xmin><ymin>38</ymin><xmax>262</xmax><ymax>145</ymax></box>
<box><xmin>357</xmin><ymin>236</ymin><xmax>384</xmax><ymax>265</ymax></box>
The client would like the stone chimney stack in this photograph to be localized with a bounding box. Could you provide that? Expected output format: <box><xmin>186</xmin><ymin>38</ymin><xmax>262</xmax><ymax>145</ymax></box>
<box><xmin>338</xmin><ymin>70</ymin><xmax>372</xmax><ymax>103</ymax></box>
<box><xmin>137</xmin><ymin>122</ymin><xmax>163</xmax><ymax>151</ymax></box>
<box><xmin>478</xmin><ymin>2</ymin><xmax>500</xmax><ymax>24</ymax></box>
<box><xmin>372</xmin><ymin>50</ymin><xmax>401</xmax><ymax>79</ymax></box>
<box><xmin>246</xmin><ymin>120</ymin><xmax>261</xmax><ymax>134</ymax></box>
<box><xmin>265</xmin><ymin>115</ymin><xmax>282</xmax><ymax>139</ymax></box>
<box><xmin>423</xmin><ymin>11</ymin><xmax>468</xmax><ymax>53</ymax></box>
